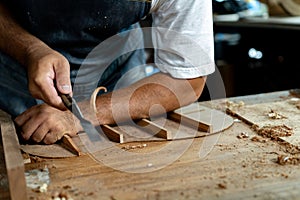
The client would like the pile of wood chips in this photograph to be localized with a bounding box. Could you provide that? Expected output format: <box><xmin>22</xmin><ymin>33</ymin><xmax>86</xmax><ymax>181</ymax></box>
<box><xmin>253</xmin><ymin>125</ymin><xmax>293</xmax><ymax>141</ymax></box>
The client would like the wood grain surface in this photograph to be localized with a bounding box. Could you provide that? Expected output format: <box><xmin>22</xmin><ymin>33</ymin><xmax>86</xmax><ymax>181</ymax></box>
<box><xmin>3</xmin><ymin>90</ymin><xmax>300</xmax><ymax>200</ymax></box>
<box><xmin>227</xmin><ymin>98</ymin><xmax>300</xmax><ymax>147</ymax></box>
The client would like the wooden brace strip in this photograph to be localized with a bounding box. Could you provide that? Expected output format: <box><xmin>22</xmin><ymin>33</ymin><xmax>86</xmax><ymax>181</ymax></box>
<box><xmin>1</xmin><ymin>120</ymin><xmax>27</xmax><ymax>200</ymax></box>
<box><xmin>61</xmin><ymin>135</ymin><xmax>82</xmax><ymax>156</ymax></box>
<box><xmin>168</xmin><ymin>111</ymin><xmax>213</xmax><ymax>133</ymax></box>
<box><xmin>137</xmin><ymin>119</ymin><xmax>172</xmax><ymax>140</ymax></box>
<box><xmin>101</xmin><ymin>125</ymin><xmax>124</xmax><ymax>143</ymax></box>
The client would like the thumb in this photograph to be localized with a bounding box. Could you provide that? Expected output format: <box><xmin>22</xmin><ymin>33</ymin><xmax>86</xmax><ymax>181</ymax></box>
<box><xmin>55</xmin><ymin>60</ymin><xmax>72</xmax><ymax>95</ymax></box>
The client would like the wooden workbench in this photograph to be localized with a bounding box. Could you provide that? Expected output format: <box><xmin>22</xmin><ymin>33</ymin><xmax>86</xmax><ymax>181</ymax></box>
<box><xmin>1</xmin><ymin>90</ymin><xmax>300</xmax><ymax>200</ymax></box>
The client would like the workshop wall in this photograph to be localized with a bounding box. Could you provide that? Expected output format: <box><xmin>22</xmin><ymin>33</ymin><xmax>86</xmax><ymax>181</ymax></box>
<box><xmin>208</xmin><ymin>0</ymin><xmax>300</xmax><ymax>100</ymax></box>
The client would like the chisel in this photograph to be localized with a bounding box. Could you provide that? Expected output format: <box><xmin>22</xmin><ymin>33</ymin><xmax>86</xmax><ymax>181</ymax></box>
<box><xmin>60</xmin><ymin>94</ymin><xmax>104</xmax><ymax>142</ymax></box>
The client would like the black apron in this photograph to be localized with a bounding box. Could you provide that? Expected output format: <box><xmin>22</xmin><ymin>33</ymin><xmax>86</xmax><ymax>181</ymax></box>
<box><xmin>3</xmin><ymin>0</ymin><xmax>151</xmax><ymax>60</ymax></box>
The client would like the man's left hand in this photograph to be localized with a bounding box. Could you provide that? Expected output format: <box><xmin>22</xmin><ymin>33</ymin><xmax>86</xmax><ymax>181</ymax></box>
<box><xmin>14</xmin><ymin>104</ymin><xmax>81</xmax><ymax>144</ymax></box>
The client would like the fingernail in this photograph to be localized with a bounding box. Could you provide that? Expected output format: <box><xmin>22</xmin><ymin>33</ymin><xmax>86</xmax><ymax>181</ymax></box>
<box><xmin>61</xmin><ymin>85</ymin><xmax>71</xmax><ymax>92</ymax></box>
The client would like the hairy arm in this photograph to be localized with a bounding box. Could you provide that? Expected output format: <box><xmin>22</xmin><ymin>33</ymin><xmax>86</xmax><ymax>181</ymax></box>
<box><xmin>0</xmin><ymin>3</ymin><xmax>42</xmax><ymax>65</ymax></box>
<box><xmin>81</xmin><ymin>72</ymin><xmax>206</xmax><ymax>126</ymax></box>
<box><xmin>0</xmin><ymin>3</ymin><xmax>71</xmax><ymax>109</ymax></box>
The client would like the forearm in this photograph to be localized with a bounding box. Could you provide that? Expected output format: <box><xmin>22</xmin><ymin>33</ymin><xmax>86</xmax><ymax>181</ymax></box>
<box><xmin>0</xmin><ymin>3</ymin><xmax>47</xmax><ymax>66</ymax></box>
<box><xmin>81</xmin><ymin>73</ymin><xmax>206</xmax><ymax>126</ymax></box>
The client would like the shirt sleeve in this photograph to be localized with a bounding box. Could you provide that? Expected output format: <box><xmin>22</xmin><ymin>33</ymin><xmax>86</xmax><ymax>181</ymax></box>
<box><xmin>150</xmin><ymin>0</ymin><xmax>215</xmax><ymax>79</ymax></box>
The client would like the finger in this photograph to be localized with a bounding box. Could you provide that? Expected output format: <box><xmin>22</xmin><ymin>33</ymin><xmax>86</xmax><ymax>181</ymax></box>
<box><xmin>20</xmin><ymin>112</ymin><xmax>48</xmax><ymax>141</ymax></box>
<box><xmin>14</xmin><ymin>108</ymin><xmax>34</xmax><ymax>127</ymax></box>
<box><xmin>43</xmin><ymin>131</ymin><xmax>66</xmax><ymax>144</ymax></box>
<box><xmin>43</xmin><ymin>132</ymin><xmax>59</xmax><ymax>144</ymax></box>
<box><xmin>40</xmin><ymin>76</ymin><xmax>66</xmax><ymax>109</ymax></box>
<box><xmin>15</xmin><ymin>110</ymin><xmax>38</xmax><ymax>141</ymax></box>
<box><xmin>15</xmin><ymin>105</ymin><xmax>49</xmax><ymax>141</ymax></box>
<box><xmin>30</xmin><ymin>124</ymin><xmax>49</xmax><ymax>143</ymax></box>
<box><xmin>29</xmin><ymin>73</ymin><xmax>65</xmax><ymax>109</ymax></box>
<box><xmin>55</xmin><ymin>59</ymin><xmax>72</xmax><ymax>95</ymax></box>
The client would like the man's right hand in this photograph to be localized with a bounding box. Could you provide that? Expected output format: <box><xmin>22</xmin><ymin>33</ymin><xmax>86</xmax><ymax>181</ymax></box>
<box><xmin>0</xmin><ymin>3</ymin><xmax>71</xmax><ymax>110</ymax></box>
<box><xmin>26</xmin><ymin>45</ymin><xmax>72</xmax><ymax>110</ymax></box>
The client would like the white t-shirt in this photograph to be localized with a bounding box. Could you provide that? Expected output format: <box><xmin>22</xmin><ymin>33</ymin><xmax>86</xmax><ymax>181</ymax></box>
<box><xmin>149</xmin><ymin>0</ymin><xmax>215</xmax><ymax>79</ymax></box>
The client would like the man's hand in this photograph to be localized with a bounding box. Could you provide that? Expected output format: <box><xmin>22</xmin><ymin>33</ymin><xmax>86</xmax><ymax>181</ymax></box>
<box><xmin>14</xmin><ymin>104</ymin><xmax>82</xmax><ymax>144</ymax></box>
<box><xmin>0</xmin><ymin>3</ymin><xmax>71</xmax><ymax>109</ymax></box>
<box><xmin>26</xmin><ymin>45</ymin><xmax>72</xmax><ymax>110</ymax></box>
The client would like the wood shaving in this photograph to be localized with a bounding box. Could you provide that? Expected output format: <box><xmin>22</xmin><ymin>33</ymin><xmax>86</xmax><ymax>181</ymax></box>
<box><xmin>226</xmin><ymin>100</ymin><xmax>245</xmax><ymax>109</ymax></box>
<box><xmin>278</xmin><ymin>141</ymin><xmax>300</xmax><ymax>154</ymax></box>
<box><xmin>277</xmin><ymin>154</ymin><xmax>300</xmax><ymax>165</ymax></box>
<box><xmin>267</xmin><ymin>109</ymin><xmax>286</xmax><ymax>119</ymax></box>
<box><xmin>52</xmin><ymin>190</ymin><xmax>73</xmax><ymax>200</ymax></box>
<box><xmin>121</xmin><ymin>143</ymin><xmax>147</xmax><ymax>150</ymax></box>
<box><xmin>251</xmin><ymin>136</ymin><xmax>267</xmax><ymax>143</ymax></box>
<box><xmin>217</xmin><ymin>183</ymin><xmax>227</xmax><ymax>189</ymax></box>
<box><xmin>237</xmin><ymin>132</ymin><xmax>249</xmax><ymax>139</ymax></box>
<box><xmin>253</xmin><ymin>125</ymin><xmax>293</xmax><ymax>141</ymax></box>
<box><xmin>30</xmin><ymin>156</ymin><xmax>46</xmax><ymax>163</ymax></box>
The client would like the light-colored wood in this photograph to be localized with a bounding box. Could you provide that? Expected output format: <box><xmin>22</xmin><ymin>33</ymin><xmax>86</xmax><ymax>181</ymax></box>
<box><xmin>26</xmin><ymin>121</ymin><xmax>300</xmax><ymax>200</ymax></box>
<box><xmin>136</xmin><ymin>119</ymin><xmax>172</xmax><ymax>140</ymax></box>
<box><xmin>0</xmin><ymin>128</ymin><xmax>10</xmax><ymax>199</ymax></box>
<box><xmin>0</xmin><ymin>112</ymin><xmax>27</xmax><ymax>200</ymax></box>
<box><xmin>226</xmin><ymin>98</ymin><xmax>300</xmax><ymax>147</ymax></box>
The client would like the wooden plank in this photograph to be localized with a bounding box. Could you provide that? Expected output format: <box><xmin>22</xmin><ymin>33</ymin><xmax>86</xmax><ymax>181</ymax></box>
<box><xmin>136</xmin><ymin>119</ymin><xmax>172</xmax><ymax>140</ymax></box>
<box><xmin>1</xmin><ymin>119</ymin><xmax>27</xmax><ymax>200</ymax></box>
<box><xmin>0</xmin><ymin>133</ymin><xmax>10</xmax><ymax>199</ymax></box>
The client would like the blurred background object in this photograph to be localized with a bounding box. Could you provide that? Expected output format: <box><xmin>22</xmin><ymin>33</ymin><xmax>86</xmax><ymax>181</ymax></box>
<box><xmin>260</xmin><ymin>0</ymin><xmax>300</xmax><ymax>16</ymax></box>
<box><xmin>213</xmin><ymin>0</ymin><xmax>269</xmax><ymax>21</ymax></box>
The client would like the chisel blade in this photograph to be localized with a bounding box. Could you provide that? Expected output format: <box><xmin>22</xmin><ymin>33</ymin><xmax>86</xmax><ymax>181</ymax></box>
<box><xmin>60</xmin><ymin>94</ymin><xmax>106</xmax><ymax>142</ymax></box>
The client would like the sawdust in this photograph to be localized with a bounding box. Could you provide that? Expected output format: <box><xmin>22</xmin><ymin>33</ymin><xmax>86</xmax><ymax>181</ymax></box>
<box><xmin>51</xmin><ymin>190</ymin><xmax>74</xmax><ymax>200</ymax></box>
<box><xmin>267</xmin><ymin>109</ymin><xmax>287</xmax><ymax>119</ymax></box>
<box><xmin>251</xmin><ymin>125</ymin><xmax>300</xmax><ymax>156</ymax></box>
<box><xmin>277</xmin><ymin>154</ymin><xmax>300</xmax><ymax>165</ymax></box>
<box><xmin>226</xmin><ymin>100</ymin><xmax>245</xmax><ymax>110</ymax></box>
<box><xmin>226</xmin><ymin>98</ymin><xmax>300</xmax><ymax>165</ymax></box>
<box><xmin>250</xmin><ymin>136</ymin><xmax>267</xmax><ymax>143</ymax></box>
<box><xmin>237</xmin><ymin>132</ymin><xmax>249</xmax><ymax>139</ymax></box>
<box><xmin>217</xmin><ymin>183</ymin><xmax>227</xmax><ymax>189</ymax></box>
<box><xmin>121</xmin><ymin>143</ymin><xmax>147</xmax><ymax>151</ymax></box>
<box><xmin>253</xmin><ymin>125</ymin><xmax>293</xmax><ymax>141</ymax></box>
<box><xmin>278</xmin><ymin>141</ymin><xmax>300</xmax><ymax>155</ymax></box>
